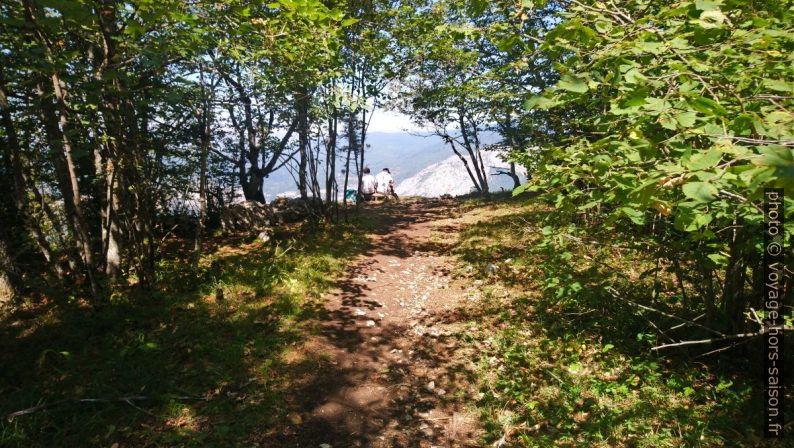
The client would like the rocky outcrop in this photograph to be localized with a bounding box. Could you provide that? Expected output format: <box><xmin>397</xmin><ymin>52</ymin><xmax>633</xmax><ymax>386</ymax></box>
<box><xmin>270</xmin><ymin>197</ymin><xmax>313</xmax><ymax>224</ymax></box>
<box><xmin>219</xmin><ymin>201</ymin><xmax>276</xmax><ymax>232</ymax></box>
<box><xmin>394</xmin><ymin>151</ymin><xmax>529</xmax><ymax>197</ymax></box>
<box><xmin>219</xmin><ymin>198</ymin><xmax>314</xmax><ymax>234</ymax></box>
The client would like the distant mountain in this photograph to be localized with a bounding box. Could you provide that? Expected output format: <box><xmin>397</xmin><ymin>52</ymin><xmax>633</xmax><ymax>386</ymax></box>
<box><xmin>263</xmin><ymin>131</ymin><xmax>502</xmax><ymax>199</ymax></box>
<box><xmin>395</xmin><ymin>151</ymin><xmax>527</xmax><ymax>197</ymax></box>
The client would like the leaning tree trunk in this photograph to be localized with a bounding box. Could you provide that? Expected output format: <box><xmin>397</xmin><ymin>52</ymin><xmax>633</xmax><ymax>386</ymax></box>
<box><xmin>458</xmin><ymin>113</ymin><xmax>488</xmax><ymax>195</ymax></box>
<box><xmin>447</xmin><ymin>137</ymin><xmax>482</xmax><ymax>193</ymax></box>
<box><xmin>25</xmin><ymin>1</ymin><xmax>99</xmax><ymax>296</ymax></box>
<box><xmin>37</xmin><ymin>76</ymin><xmax>100</xmax><ymax>296</ymax></box>
<box><xmin>508</xmin><ymin>162</ymin><xmax>521</xmax><ymax>189</ymax></box>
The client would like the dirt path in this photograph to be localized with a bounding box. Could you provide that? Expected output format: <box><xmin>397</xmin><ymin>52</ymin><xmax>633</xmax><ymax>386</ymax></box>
<box><xmin>267</xmin><ymin>199</ymin><xmax>483</xmax><ymax>447</ymax></box>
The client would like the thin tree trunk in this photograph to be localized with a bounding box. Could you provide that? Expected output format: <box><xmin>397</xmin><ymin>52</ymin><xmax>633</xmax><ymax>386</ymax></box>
<box><xmin>508</xmin><ymin>162</ymin><xmax>521</xmax><ymax>189</ymax></box>
<box><xmin>447</xmin><ymin>137</ymin><xmax>481</xmax><ymax>193</ymax></box>
<box><xmin>341</xmin><ymin>113</ymin><xmax>355</xmax><ymax>219</ymax></box>
<box><xmin>194</xmin><ymin>62</ymin><xmax>211</xmax><ymax>264</ymax></box>
<box><xmin>722</xmin><ymin>228</ymin><xmax>748</xmax><ymax>333</ymax></box>
<box><xmin>103</xmin><ymin>160</ymin><xmax>121</xmax><ymax>278</ymax></box>
<box><xmin>25</xmin><ymin>0</ymin><xmax>100</xmax><ymax>295</ymax></box>
<box><xmin>36</xmin><ymin>77</ymin><xmax>99</xmax><ymax>296</ymax></box>
<box><xmin>458</xmin><ymin>112</ymin><xmax>488</xmax><ymax>194</ymax></box>
<box><xmin>476</xmin><ymin>148</ymin><xmax>489</xmax><ymax>195</ymax></box>
<box><xmin>501</xmin><ymin>112</ymin><xmax>522</xmax><ymax>189</ymax></box>
<box><xmin>325</xmin><ymin>107</ymin><xmax>337</xmax><ymax>206</ymax></box>
<box><xmin>0</xmin><ymin>237</ymin><xmax>17</xmax><ymax>304</ymax></box>
<box><xmin>297</xmin><ymin>89</ymin><xmax>309</xmax><ymax>200</ymax></box>
<box><xmin>0</xmin><ymin>72</ymin><xmax>61</xmax><ymax>279</ymax></box>
<box><xmin>94</xmin><ymin>6</ymin><xmax>125</xmax><ymax>280</ymax></box>
<box><xmin>216</xmin><ymin>67</ymin><xmax>264</xmax><ymax>202</ymax></box>
<box><xmin>357</xmin><ymin>71</ymin><xmax>367</xmax><ymax>197</ymax></box>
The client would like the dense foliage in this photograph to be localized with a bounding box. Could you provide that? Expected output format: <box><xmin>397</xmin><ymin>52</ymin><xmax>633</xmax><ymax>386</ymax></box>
<box><xmin>519</xmin><ymin>0</ymin><xmax>793</xmax><ymax>335</ymax></box>
<box><xmin>0</xmin><ymin>0</ymin><xmax>393</xmax><ymax>299</ymax></box>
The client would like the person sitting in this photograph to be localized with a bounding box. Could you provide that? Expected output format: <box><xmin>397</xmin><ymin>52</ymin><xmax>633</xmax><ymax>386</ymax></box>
<box><xmin>375</xmin><ymin>167</ymin><xmax>398</xmax><ymax>199</ymax></box>
<box><xmin>359</xmin><ymin>167</ymin><xmax>376</xmax><ymax>201</ymax></box>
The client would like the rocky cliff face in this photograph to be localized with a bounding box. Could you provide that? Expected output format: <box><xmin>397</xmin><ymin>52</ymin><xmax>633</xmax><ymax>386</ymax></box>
<box><xmin>395</xmin><ymin>151</ymin><xmax>527</xmax><ymax>197</ymax></box>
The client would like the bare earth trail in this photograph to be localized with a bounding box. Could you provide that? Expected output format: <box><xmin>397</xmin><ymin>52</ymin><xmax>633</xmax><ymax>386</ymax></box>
<box><xmin>266</xmin><ymin>199</ymin><xmax>484</xmax><ymax>447</ymax></box>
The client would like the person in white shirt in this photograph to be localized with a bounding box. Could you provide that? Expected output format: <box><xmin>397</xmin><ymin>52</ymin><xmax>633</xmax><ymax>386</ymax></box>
<box><xmin>359</xmin><ymin>167</ymin><xmax>376</xmax><ymax>201</ymax></box>
<box><xmin>375</xmin><ymin>168</ymin><xmax>397</xmax><ymax>199</ymax></box>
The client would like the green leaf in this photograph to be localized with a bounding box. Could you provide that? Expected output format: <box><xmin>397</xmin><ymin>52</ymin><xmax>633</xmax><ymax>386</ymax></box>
<box><xmin>524</xmin><ymin>94</ymin><xmax>557</xmax><ymax>109</ymax></box>
<box><xmin>754</xmin><ymin>146</ymin><xmax>794</xmax><ymax>169</ymax></box>
<box><xmin>341</xmin><ymin>18</ymin><xmax>358</xmax><ymax>27</ymax></box>
<box><xmin>689</xmin><ymin>96</ymin><xmax>727</xmax><ymax>116</ymax></box>
<box><xmin>763</xmin><ymin>79</ymin><xmax>793</xmax><ymax>93</ymax></box>
<box><xmin>620</xmin><ymin>87</ymin><xmax>649</xmax><ymax>108</ymax></box>
<box><xmin>686</xmin><ymin>148</ymin><xmax>723</xmax><ymax>170</ymax></box>
<box><xmin>512</xmin><ymin>183</ymin><xmax>531</xmax><ymax>196</ymax></box>
<box><xmin>623</xmin><ymin>68</ymin><xmax>647</xmax><ymax>84</ymax></box>
<box><xmin>682</xmin><ymin>181</ymin><xmax>718</xmax><ymax>203</ymax></box>
<box><xmin>594</xmin><ymin>21</ymin><xmax>611</xmax><ymax>34</ymax></box>
<box><xmin>660</xmin><ymin>115</ymin><xmax>677</xmax><ymax>130</ymax></box>
<box><xmin>556</xmin><ymin>75</ymin><xmax>588</xmax><ymax>93</ymax></box>
<box><xmin>698</xmin><ymin>10</ymin><xmax>727</xmax><ymax>28</ymax></box>
<box><xmin>729</xmin><ymin>113</ymin><xmax>754</xmax><ymax>135</ymax></box>
<box><xmin>643</xmin><ymin>97</ymin><xmax>671</xmax><ymax>114</ymax></box>
<box><xmin>620</xmin><ymin>207</ymin><xmax>646</xmax><ymax>224</ymax></box>
<box><xmin>707</xmin><ymin>253</ymin><xmax>728</xmax><ymax>265</ymax></box>
<box><xmin>676</xmin><ymin>111</ymin><xmax>698</xmax><ymax>128</ymax></box>
<box><xmin>635</xmin><ymin>40</ymin><xmax>663</xmax><ymax>54</ymax></box>
<box><xmin>695</xmin><ymin>0</ymin><xmax>723</xmax><ymax>11</ymax></box>
<box><xmin>754</xmin><ymin>146</ymin><xmax>794</xmax><ymax>187</ymax></box>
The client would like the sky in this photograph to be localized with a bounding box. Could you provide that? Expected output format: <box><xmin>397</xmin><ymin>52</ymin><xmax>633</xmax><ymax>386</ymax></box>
<box><xmin>366</xmin><ymin>108</ymin><xmax>430</xmax><ymax>133</ymax></box>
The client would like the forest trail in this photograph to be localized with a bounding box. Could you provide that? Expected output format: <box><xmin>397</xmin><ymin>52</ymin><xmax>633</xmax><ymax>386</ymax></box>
<box><xmin>265</xmin><ymin>199</ymin><xmax>484</xmax><ymax>447</ymax></box>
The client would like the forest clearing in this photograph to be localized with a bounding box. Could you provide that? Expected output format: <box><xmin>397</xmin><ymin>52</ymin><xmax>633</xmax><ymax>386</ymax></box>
<box><xmin>0</xmin><ymin>0</ymin><xmax>792</xmax><ymax>446</ymax></box>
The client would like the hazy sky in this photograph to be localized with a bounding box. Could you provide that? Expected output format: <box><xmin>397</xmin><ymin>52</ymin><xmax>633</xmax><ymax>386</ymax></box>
<box><xmin>367</xmin><ymin>108</ymin><xmax>430</xmax><ymax>133</ymax></box>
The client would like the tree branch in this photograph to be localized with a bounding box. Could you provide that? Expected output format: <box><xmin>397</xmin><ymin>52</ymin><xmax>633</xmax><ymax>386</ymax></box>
<box><xmin>606</xmin><ymin>287</ymin><xmax>725</xmax><ymax>337</ymax></box>
<box><xmin>651</xmin><ymin>326</ymin><xmax>791</xmax><ymax>351</ymax></box>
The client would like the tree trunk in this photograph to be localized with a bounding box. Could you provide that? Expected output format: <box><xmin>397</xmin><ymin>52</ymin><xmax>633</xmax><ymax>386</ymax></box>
<box><xmin>37</xmin><ymin>77</ymin><xmax>99</xmax><ymax>296</ymax></box>
<box><xmin>0</xmin><ymin>237</ymin><xmax>18</xmax><ymax>305</ymax></box>
<box><xmin>325</xmin><ymin>108</ymin><xmax>338</xmax><ymax>205</ymax></box>
<box><xmin>458</xmin><ymin>112</ymin><xmax>488</xmax><ymax>195</ymax></box>
<box><xmin>447</xmin><ymin>137</ymin><xmax>481</xmax><ymax>193</ymax></box>
<box><xmin>0</xmin><ymin>72</ymin><xmax>61</xmax><ymax>279</ymax></box>
<box><xmin>508</xmin><ymin>162</ymin><xmax>521</xmax><ymax>189</ymax></box>
<box><xmin>297</xmin><ymin>90</ymin><xmax>309</xmax><ymax>200</ymax></box>
<box><xmin>95</xmin><ymin>3</ymin><xmax>126</xmax><ymax>281</ymax></box>
<box><xmin>722</xmin><ymin>229</ymin><xmax>749</xmax><ymax>333</ymax></box>
<box><xmin>103</xmin><ymin>160</ymin><xmax>121</xmax><ymax>278</ymax></box>
<box><xmin>194</xmin><ymin>62</ymin><xmax>211</xmax><ymax>264</ymax></box>
<box><xmin>25</xmin><ymin>0</ymin><xmax>99</xmax><ymax>295</ymax></box>
<box><xmin>341</xmin><ymin>114</ymin><xmax>355</xmax><ymax>218</ymax></box>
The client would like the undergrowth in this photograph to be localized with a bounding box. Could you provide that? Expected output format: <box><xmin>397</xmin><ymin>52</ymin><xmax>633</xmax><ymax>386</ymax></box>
<box><xmin>452</xmin><ymin>197</ymin><xmax>790</xmax><ymax>447</ymax></box>
<box><xmin>0</xmin><ymin>222</ymin><xmax>369</xmax><ymax>447</ymax></box>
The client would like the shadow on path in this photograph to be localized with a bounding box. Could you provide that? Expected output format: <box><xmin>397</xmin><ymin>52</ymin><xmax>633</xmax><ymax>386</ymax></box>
<box><xmin>260</xmin><ymin>199</ymin><xmax>482</xmax><ymax>448</ymax></box>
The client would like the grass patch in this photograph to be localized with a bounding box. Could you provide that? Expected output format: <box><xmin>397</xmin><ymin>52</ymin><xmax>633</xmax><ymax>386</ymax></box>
<box><xmin>0</xmin><ymin>222</ymin><xmax>369</xmax><ymax>447</ymax></box>
<box><xmin>452</xmin><ymin>198</ymin><xmax>790</xmax><ymax>447</ymax></box>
